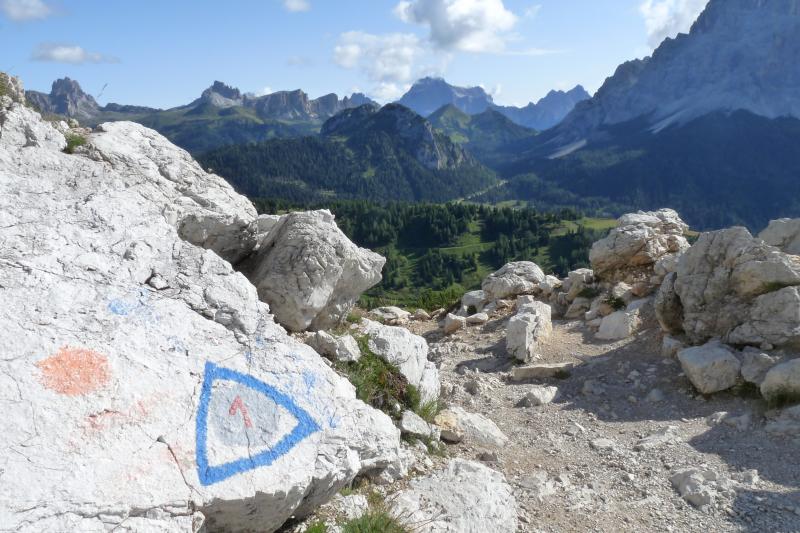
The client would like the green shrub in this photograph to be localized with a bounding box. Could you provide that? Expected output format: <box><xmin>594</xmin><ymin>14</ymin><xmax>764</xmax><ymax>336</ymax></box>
<box><xmin>415</xmin><ymin>398</ymin><xmax>443</xmax><ymax>424</ymax></box>
<box><xmin>604</xmin><ymin>296</ymin><xmax>626</xmax><ymax>311</ymax></box>
<box><xmin>342</xmin><ymin>510</ymin><xmax>407</xmax><ymax>533</ymax></box>
<box><xmin>63</xmin><ymin>133</ymin><xmax>87</xmax><ymax>154</ymax></box>
<box><xmin>305</xmin><ymin>522</ymin><xmax>328</xmax><ymax>533</ymax></box>
<box><xmin>577</xmin><ymin>287</ymin><xmax>601</xmax><ymax>299</ymax></box>
<box><xmin>335</xmin><ymin>336</ymin><xmax>419</xmax><ymax>417</ymax></box>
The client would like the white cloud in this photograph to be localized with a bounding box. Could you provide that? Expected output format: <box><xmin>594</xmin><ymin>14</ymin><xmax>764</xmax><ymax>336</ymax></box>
<box><xmin>283</xmin><ymin>0</ymin><xmax>310</xmax><ymax>12</ymax></box>
<box><xmin>32</xmin><ymin>44</ymin><xmax>119</xmax><ymax>64</ymax></box>
<box><xmin>394</xmin><ymin>0</ymin><xmax>518</xmax><ymax>53</ymax></box>
<box><xmin>639</xmin><ymin>0</ymin><xmax>709</xmax><ymax>48</ymax></box>
<box><xmin>255</xmin><ymin>86</ymin><xmax>274</xmax><ymax>97</ymax></box>
<box><xmin>334</xmin><ymin>31</ymin><xmax>423</xmax><ymax>85</ymax></box>
<box><xmin>1</xmin><ymin>0</ymin><xmax>51</xmax><ymax>21</ymax></box>
<box><xmin>523</xmin><ymin>4</ymin><xmax>542</xmax><ymax>19</ymax></box>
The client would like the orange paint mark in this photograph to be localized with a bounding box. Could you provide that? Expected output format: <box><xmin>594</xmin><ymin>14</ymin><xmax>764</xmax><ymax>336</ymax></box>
<box><xmin>36</xmin><ymin>346</ymin><xmax>110</xmax><ymax>396</ymax></box>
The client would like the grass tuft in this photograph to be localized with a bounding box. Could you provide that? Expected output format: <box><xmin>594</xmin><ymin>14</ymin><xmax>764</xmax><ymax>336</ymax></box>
<box><xmin>604</xmin><ymin>296</ymin><xmax>626</xmax><ymax>311</ymax></box>
<box><xmin>63</xmin><ymin>133</ymin><xmax>87</xmax><ymax>154</ymax></box>
<box><xmin>305</xmin><ymin>522</ymin><xmax>328</xmax><ymax>533</ymax></box>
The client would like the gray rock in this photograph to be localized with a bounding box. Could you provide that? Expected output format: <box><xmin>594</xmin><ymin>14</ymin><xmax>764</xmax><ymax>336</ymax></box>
<box><xmin>399</xmin><ymin>410</ymin><xmax>439</xmax><ymax>440</ymax></box>
<box><xmin>511</xmin><ymin>363</ymin><xmax>575</xmax><ymax>381</ymax></box>
<box><xmin>760</xmin><ymin>358</ymin><xmax>800</xmax><ymax>403</ymax></box>
<box><xmin>482</xmin><ymin>261</ymin><xmax>545</xmax><ymax>300</ymax></box>
<box><xmin>307</xmin><ymin>331</ymin><xmax>361</xmax><ymax>362</ymax></box>
<box><xmin>661</xmin><ymin>335</ymin><xmax>686</xmax><ymax>358</ymax></box>
<box><xmin>434</xmin><ymin>407</ymin><xmax>508</xmax><ymax>448</ymax></box>
<box><xmin>740</xmin><ymin>348</ymin><xmax>780</xmax><ymax>386</ymax></box>
<box><xmin>369</xmin><ymin>306</ymin><xmax>411</xmax><ymax>325</ymax></box>
<box><xmin>678</xmin><ymin>342</ymin><xmax>741</xmax><ymax>394</ymax></box>
<box><xmin>244</xmin><ymin>210</ymin><xmax>385</xmax><ymax>332</ymax></box>
<box><xmin>518</xmin><ymin>386</ymin><xmax>559</xmax><ymax>407</ymax></box>
<box><xmin>506</xmin><ymin>301</ymin><xmax>552</xmax><ymax>363</ymax></box>
<box><xmin>596</xmin><ymin>309</ymin><xmax>641</xmax><ymax>341</ymax></box>
<box><xmin>461</xmin><ymin>290</ymin><xmax>488</xmax><ymax>313</ymax></box>
<box><xmin>443</xmin><ymin>313</ymin><xmax>466</xmax><ymax>334</ymax></box>
<box><xmin>759</xmin><ymin>218</ymin><xmax>800</xmax><ymax>255</ymax></box>
<box><xmin>670</xmin><ymin>468</ymin><xmax>731</xmax><ymax>508</ymax></box>
<box><xmin>392</xmin><ymin>459</ymin><xmax>517</xmax><ymax>533</ymax></box>
<box><xmin>655</xmin><ymin>272</ymin><xmax>683</xmax><ymax>334</ymax></box>
<box><xmin>466</xmin><ymin>312</ymin><xmax>489</xmax><ymax>325</ymax></box>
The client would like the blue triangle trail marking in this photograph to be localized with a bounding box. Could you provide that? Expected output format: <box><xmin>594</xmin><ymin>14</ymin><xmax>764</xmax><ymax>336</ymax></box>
<box><xmin>195</xmin><ymin>361</ymin><xmax>320</xmax><ymax>486</ymax></box>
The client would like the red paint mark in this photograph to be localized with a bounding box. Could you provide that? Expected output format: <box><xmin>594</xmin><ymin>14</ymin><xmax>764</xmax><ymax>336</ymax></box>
<box><xmin>229</xmin><ymin>395</ymin><xmax>253</xmax><ymax>428</ymax></box>
<box><xmin>36</xmin><ymin>346</ymin><xmax>110</xmax><ymax>396</ymax></box>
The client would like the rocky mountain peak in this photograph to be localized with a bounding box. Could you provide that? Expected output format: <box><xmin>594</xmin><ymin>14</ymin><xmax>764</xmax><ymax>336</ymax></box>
<box><xmin>397</xmin><ymin>78</ymin><xmax>494</xmax><ymax>117</ymax></box>
<box><xmin>25</xmin><ymin>77</ymin><xmax>100</xmax><ymax>121</ymax></box>
<box><xmin>200</xmin><ymin>80</ymin><xmax>244</xmax><ymax>108</ymax></box>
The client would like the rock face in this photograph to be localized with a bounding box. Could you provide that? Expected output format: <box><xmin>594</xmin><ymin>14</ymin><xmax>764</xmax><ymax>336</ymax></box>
<box><xmin>677</xmin><ymin>342</ymin><xmax>741</xmax><ymax>394</ymax></box>
<box><xmin>243</xmin><ymin>210</ymin><xmax>385</xmax><ymax>332</ymax></box>
<box><xmin>590</xmin><ymin>209</ymin><xmax>689</xmax><ymax>288</ymax></box>
<box><xmin>361</xmin><ymin>320</ymin><xmax>440</xmax><ymax>402</ymax></box>
<box><xmin>0</xmin><ymin>87</ymin><xmax>402</xmax><ymax>532</ymax></box>
<box><xmin>672</xmin><ymin>226</ymin><xmax>800</xmax><ymax>347</ymax></box>
<box><xmin>482</xmin><ymin>261</ymin><xmax>545</xmax><ymax>301</ymax></box>
<box><xmin>392</xmin><ymin>459</ymin><xmax>517</xmax><ymax>533</ymax></box>
<box><xmin>759</xmin><ymin>218</ymin><xmax>800</xmax><ymax>255</ymax></box>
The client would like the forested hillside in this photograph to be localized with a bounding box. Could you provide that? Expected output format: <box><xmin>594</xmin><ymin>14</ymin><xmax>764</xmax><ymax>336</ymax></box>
<box><xmin>254</xmin><ymin>199</ymin><xmax>615</xmax><ymax>309</ymax></box>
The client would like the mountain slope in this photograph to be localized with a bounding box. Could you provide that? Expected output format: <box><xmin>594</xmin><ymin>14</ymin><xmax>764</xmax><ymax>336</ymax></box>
<box><xmin>500</xmin><ymin>0</ymin><xmax>800</xmax><ymax>229</ymax></box>
<box><xmin>199</xmin><ymin>104</ymin><xmax>497</xmax><ymax>204</ymax></box>
<box><xmin>397</xmin><ymin>77</ymin><xmax>494</xmax><ymax>117</ymax></box>
<box><xmin>493</xmin><ymin>86</ymin><xmax>590</xmax><ymax>131</ymax></box>
<box><xmin>428</xmin><ymin>105</ymin><xmax>538</xmax><ymax>166</ymax></box>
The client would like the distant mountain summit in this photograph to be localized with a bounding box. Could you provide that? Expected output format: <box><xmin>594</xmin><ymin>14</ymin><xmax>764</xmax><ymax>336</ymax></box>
<box><xmin>542</xmin><ymin>0</ymin><xmax>800</xmax><ymax>154</ymax></box>
<box><xmin>26</xmin><ymin>78</ymin><xmax>101</xmax><ymax>121</ymax></box>
<box><xmin>396</xmin><ymin>77</ymin><xmax>589</xmax><ymax>130</ymax></box>
<box><xmin>397</xmin><ymin>77</ymin><xmax>495</xmax><ymax>117</ymax></box>
<box><xmin>494</xmin><ymin>86</ymin><xmax>590</xmax><ymax>131</ymax></box>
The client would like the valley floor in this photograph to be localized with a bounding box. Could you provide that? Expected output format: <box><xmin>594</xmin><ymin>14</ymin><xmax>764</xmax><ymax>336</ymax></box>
<box><xmin>400</xmin><ymin>309</ymin><xmax>800</xmax><ymax>532</ymax></box>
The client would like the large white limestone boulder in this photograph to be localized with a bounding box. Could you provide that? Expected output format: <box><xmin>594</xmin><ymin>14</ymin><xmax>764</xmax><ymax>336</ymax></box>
<box><xmin>590</xmin><ymin>209</ymin><xmax>689</xmax><ymax>286</ymax></box>
<box><xmin>392</xmin><ymin>459</ymin><xmax>518</xmax><ymax>533</ymax></box>
<box><xmin>677</xmin><ymin>342</ymin><xmax>741</xmax><ymax>394</ymax></box>
<box><xmin>243</xmin><ymin>210</ymin><xmax>385</xmax><ymax>332</ymax></box>
<box><xmin>482</xmin><ymin>261</ymin><xmax>545</xmax><ymax>301</ymax></box>
<box><xmin>0</xmin><ymin>91</ymin><xmax>400</xmax><ymax>533</ymax></box>
<box><xmin>360</xmin><ymin>319</ymin><xmax>440</xmax><ymax>402</ymax></box>
<box><xmin>506</xmin><ymin>300</ymin><xmax>552</xmax><ymax>363</ymax></box>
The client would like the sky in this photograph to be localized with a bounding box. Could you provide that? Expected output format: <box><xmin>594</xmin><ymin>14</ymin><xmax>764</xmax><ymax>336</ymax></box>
<box><xmin>0</xmin><ymin>0</ymin><xmax>710</xmax><ymax>108</ymax></box>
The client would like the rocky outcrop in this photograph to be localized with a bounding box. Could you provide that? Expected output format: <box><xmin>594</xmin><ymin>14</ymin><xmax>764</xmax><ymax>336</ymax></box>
<box><xmin>482</xmin><ymin>261</ymin><xmax>545</xmax><ymax>301</ymax></box>
<box><xmin>360</xmin><ymin>319</ymin><xmax>440</xmax><ymax>403</ymax></box>
<box><xmin>243</xmin><ymin>210</ymin><xmax>385</xmax><ymax>332</ymax></box>
<box><xmin>0</xmin><ymin>83</ymin><xmax>401</xmax><ymax>532</ymax></box>
<box><xmin>590</xmin><ymin>209</ymin><xmax>689</xmax><ymax>290</ymax></box>
<box><xmin>759</xmin><ymin>218</ymin><xmax>800</xmax><ymax>255</ymax></box>
<box><xmin>670</xmin><ymin>226</ymin><xmax>800</xmax><ymax>347</ymax></box>
<box><xmin>392</xmin><ymin>459</ymin><xmax>517</xmax><ymax>532</ymax></box>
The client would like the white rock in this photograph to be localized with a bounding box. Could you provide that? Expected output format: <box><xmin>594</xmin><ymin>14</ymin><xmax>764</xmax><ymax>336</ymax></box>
<box><xmin>506</xmin><ymin>301</ymin><xmax>552</xmax><ymax>363</ymax></box>
<box><xmin>634</xmin><ymin>426</ymin><xmax>679</xmax><ymax>451</ymax></box>
<box><xmin>307</xmin><ymin>331</ymin><xmax>362</xmax><ymax>363</ymax></box>
<box><xmin>443</xmin><ymin>313</ymin><xmax>466</xmax><ymax>335</ymax></box>
<box><xmin>392</xmin><ymin>459</ymin><xmax>517</xmax><ymax>533</ymax></box>
<box><xmin>466</xmin><ymin>312</ymin><xmax>489</xmax><ymax>325</ymax></box>
<box><xmin>244</xmin><ymin>210</ymin><xmax>385</xmax><ymax>332</ymax></box>
<box><xmin>740</xmin><ymin>348</ymin><xmax>780</xmax><ymax>386</ymax></box>
<box><xmin>412</xmin><ymin>309</ymin><xmax>431</xmax><ymax>321</ymax></box>
<box><xmin>678</xmin><ymin>342</ymin><xmax>742</xmax><ymax>394</ymax></box>
<box><xmin>0</xmin><ymin>101</ymin><xmax>401</xmax><ymax>532</ymax></box>
<box><xmin>760</xmin><ymin>359</ymin><xmax>800</xmax><ymax>403</ymax></box>
<box><xmin>670</xmin><ymin>468</ymin><xmax>730</xmax><ymax>508</ymax></box>
<box><xmin>461</xmin><ymin>290</ymin><xmax>488</xmax><ymax>313</ymax></box>
<box><xmin>596</xmin><ymin>310</ymin><xmax>641</xmax><ymax>341</ymax></box>
<box><xmin>590</xmin><ymin>209</ymin><xmax>689</xmax><ymax>282</ymax></box>
<box><xmin>325</xmin><ymin>494</ymin><xmax>369</xmax><ymax>521</ymax></box>
<box><xmin>590</xmin><ymin>438</ymin><xmax>616</xmax><ymax>451</ymax></box>
<box><xmin>482</xmin><ymin>262</ymin><xmax>545</xmax><ymax>300</ymax></box>
<box><xmin>519</xmin><ymin>386</ymin><xmax>559</xmax><ymax>407</ymax></box>
<box><xmin>538</xmin><ymin>275</ymin><xmax>562</xmax><ymax>296</ymax></box>
<box><xmin>361</xmin><ymin>320</ymin><xmax>440</xmax><ymax>402</ymax></box>
<box><xmin>369</xmin><ymin>306</ymin><xmax>411</xmax><ymax>325</ymax></box>
<box><xmin>564</xmin><ymin>297</ymin><xmax>591</xmax><ymax>319</ymax></box>
<box><xmin>434</xmin><ymin>407</ymin><xmax>508</xmax><ymax>448</ymax></box>
<box><xmin>565</xmin><ymin>268</ymin><xmax>595</xmax><ymax>301</ymax></box>
<box><xmin>759</xmin><ymin>218</ymin><xmax>800</xmax><ymax>255</ymax></box>
<box><xmin>399</xmin><ymin>410</ymin><xmax>439</xmax><ymax>439</ymax></box>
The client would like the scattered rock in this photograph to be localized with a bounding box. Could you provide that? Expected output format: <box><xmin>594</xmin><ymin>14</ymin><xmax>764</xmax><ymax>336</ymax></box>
<box><xmin>519</xmin><ymin>470</ymin><xmax>557</xmax><ymax>501</ymax></box>
<box><xmin>590</xmin><ymin>438</ymin><xmax>616</xmax><ymax>451</ymax></box>
<box><xmin>677</xmin><ymin>341</ymin><xmax>741</xmax><ymax>394</ymax></box>
<box><xmin>596</xmin><ymin>309</ymin><xmax>641</xmax><ymax>341</ymax></box>
<box><xmin>670</xmin><ymin>468</ymin><xmax>731</xmax><ymax>508</ymax></box>
<box><xmin>634</xmin><ymin>426</ymin><xmax>680</xmax><ymax>451</ymax></box>
<box><xmin>482</xmin><ymin>261</ymin><xmax>545</xmax><ymax>300</ymax></box>
<box><xmin>511</xmin><ymin>362</ymin><xmax>575</xmax><ymax>381</ymax></box>
<box><xmin>760</xmin><ymin>358</ymin><xmax>800</xmax><ymax>404</ymax></box>
<box><xmin>307</xmin><ymin>331</ymin><xmax>361</xmax><ymax>362</ymax></box>
<box><xmin>412</xmin><ymin>309</ymin><xmax>431</xmax><ymax>321</ymax></box>
<box><xmin>434</xmin><ymin>407</ymin><xmax>508</xmax><ymax>448</ymax></box>
<box><xmin>443</xmin><ymin>313</ymin><xmax>467</xmax><ymax>335</ymax></box>
<box><xmin>740</xmin><ymin>348</ymin><xmax>780</xmax><ymax>386</ymax></box>
<box><xmin>369</xmin><ymin>306</ymin><xmax>411</xmax><ymax>325</ymax></box>
<box><xmin>392</xmin><ymin>459</ymin><xmax>517</xmax><ymax>533</ymax></box>
<box><xmin>324</xmin><ymin>494</ymin><xmax>369</xmax><ymax>521</ymax></box>
<box><xmin>466</xmin><ymin>312</ymin><xmax>489</xmax><ymax>325</ymax></box>
<box><xmin>461</xmin><ymin>290</ymin><xmax>488</xmax><ymax>314</ymax></box>
<box><xmin>399</xmin><ymin>410</ymin><xmax>439</xmax><ymax>440</ymax></box>
<box><xmin>506</xmin><ymin>301</ymin><xmax>552</xmax><ymax>363</ymax></box>
<box><xmin>518</xmin><ymin>386</ymin><xmax>559</xmax><ymax>407</ymax></box>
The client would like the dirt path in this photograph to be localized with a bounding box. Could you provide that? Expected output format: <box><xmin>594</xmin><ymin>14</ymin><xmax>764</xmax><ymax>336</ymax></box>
<box><xmin>409</xmin><ymin>308</ymin><xmax>800</xmax><ymax>532</ymax></box>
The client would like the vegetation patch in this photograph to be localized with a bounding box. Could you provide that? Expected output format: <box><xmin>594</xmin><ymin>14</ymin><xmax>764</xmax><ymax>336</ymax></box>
<box><xmin>335</xmin><ymin>336</ymin><xmax>420</xmax><ymax>418</ymax></box>
<box><xmin>604</xmin><ymin>296</ymin><xmax>627</xmax><ymax>311</ymax></box>
<box><xmin>765</xmin><ymin>387</ymin><xmax>800</xmax><ymax>409</ymax></box>
<box><xmin>63</xmin><ymin>133</ymin><xmax>87</xmax><ymax>154</ymax></box>
<box><xmin>578</xmin><ymin>287</ymin><xmax>602</xmax><ymax>299</ymax></box>
<box><xmin>304</xmin><ymin>522</ymin><xmax>328</xmax><ymax>533</ymax></box>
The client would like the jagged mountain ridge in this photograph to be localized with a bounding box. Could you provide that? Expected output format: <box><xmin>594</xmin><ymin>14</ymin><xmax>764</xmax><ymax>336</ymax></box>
<box><xmin>539</xmin><ymin>0</ymin><xmax>800</xmax><ymax>155</ymax></box>
<box><xmin>396</xmin><ymin>77</ymin><xmax>590</xmax><ymax>131</ymax></box>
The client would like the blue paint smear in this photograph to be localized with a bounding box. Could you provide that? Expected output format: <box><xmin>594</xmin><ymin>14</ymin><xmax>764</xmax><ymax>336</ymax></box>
<box><xmin>195</xmin><ymin>361</ymin><xmax>320</xmax><ymax>486</ymax></box>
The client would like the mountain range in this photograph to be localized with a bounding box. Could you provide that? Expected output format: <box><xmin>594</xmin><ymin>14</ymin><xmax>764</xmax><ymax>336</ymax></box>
<box><xmin>397</xmin><ymin>77</ymin><xmax>591</xmax><ymax>131</ymax></box>
<box><xmin>494</xmin><ymin>0</ymin><xmax>800</xmax><ymax>230</ymax></box>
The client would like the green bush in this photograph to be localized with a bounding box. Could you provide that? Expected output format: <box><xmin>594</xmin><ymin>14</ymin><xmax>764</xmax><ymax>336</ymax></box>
<box><xmin>63</xmin><ymin>133</ymin><xmax>87</xmax><ymax>154</ymax></box>
<box><xmin>604</xmin><ymin>296</ymin><xmax>626</xmax><ymax>311</ymax></box>
<box><xmin>415</xmin><ymin>398</ymin><xmax>443</xmax><ymax>424</ymax></box>
<box><xmin>342</xmin><ymin>511</ymin><xmax>407</xmax><ymax>533</ymax></box>
<box><xmin>305</xmin><ymin>522</ymin><xmax>328</xmax><ymax>533</ymax></box>
<box><xmin>335</xmin><ymin>336</ymin><xmax>419</xmax><ymax>417</ymax></box>
<box><xmin>577</xmin><ymin>287</ymin><xmax>601</xmax><ymax>299</ymax></box>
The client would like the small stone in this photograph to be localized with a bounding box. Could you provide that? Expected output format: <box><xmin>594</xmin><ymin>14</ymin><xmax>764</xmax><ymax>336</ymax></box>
<box><xmin>646</xmin><ymin>389</ymin><xmax>666</xmax><ymax>403</ymax></box>
<box><xmin>518</xmin><ymin>385</ymin><xmax>559</xmax><ymax>407</ymax></box>
<box><xmin>511</xmin><ymin>362</ymin><xmax>575</xmax><ymax>381</ymax></box>
<box><xmin>466</xmin><ymin>312</ymin><xmax>489</xmax><ymax>325</ymax></box>
<box><xmin>590</xmin><ymin>438</ymin><xmax>615</xmax><ymax>451</ymax></box>
<box><xmin>443</xmin><ymin>313</ymin><xmax>467</xmax><ymax>335</ymax></box>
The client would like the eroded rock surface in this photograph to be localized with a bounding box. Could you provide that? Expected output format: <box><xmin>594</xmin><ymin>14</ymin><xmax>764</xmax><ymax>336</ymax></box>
<box><xmin>0</xmin><ymin>90</ymin><xmax>400</xmax><ymax>532</ymax></box>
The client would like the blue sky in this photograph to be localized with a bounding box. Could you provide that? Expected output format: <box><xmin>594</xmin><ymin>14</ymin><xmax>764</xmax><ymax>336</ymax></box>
<box><xmin>0</xmin><ymin>0</ymin><xmax>709</xmax><ymax>108</ymax></box>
